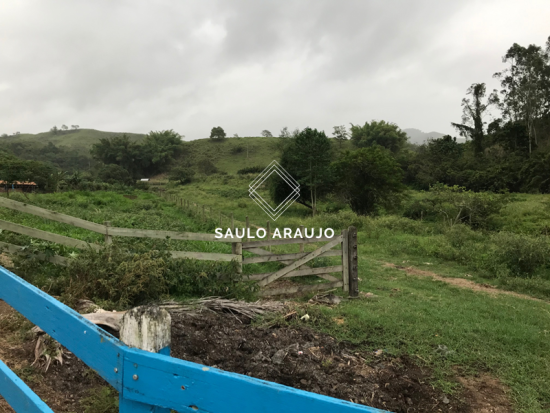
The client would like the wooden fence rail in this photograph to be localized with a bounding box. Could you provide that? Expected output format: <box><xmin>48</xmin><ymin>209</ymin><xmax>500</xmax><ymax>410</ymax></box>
<box><xmin>0</xmin><ymin>196</ymin><xmax>242</xmax><ymax>265</ymax></box>
<box><xmin>0</xmin><ymin>266</ymin><xmax>384</xmax><ymax>413</ymax></box>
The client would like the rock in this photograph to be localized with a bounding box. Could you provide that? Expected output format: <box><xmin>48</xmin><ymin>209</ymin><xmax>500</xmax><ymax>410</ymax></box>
<box><xmin>271</xmin><ymin>349</ymin><xmax>287</xmax><ymax>365</ymax></box>
<box><xmin>442</xmin><ymin>396</ymin><xmax>450</xmax><ymax>404</ymax></box>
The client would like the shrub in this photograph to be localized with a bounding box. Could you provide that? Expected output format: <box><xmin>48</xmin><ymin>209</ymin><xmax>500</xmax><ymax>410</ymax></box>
<box><xmin>486</xmin><ymin>232</ymin><xmax>550</xmax><ymax>278</ymax></box>
<box><xmin>169</xmin><ymin>166</ymin><xmax>195</xmax><ymax>185</ymax></box>
<box><xmin>97</xmin><ymin>164</ymin><xmax>134</xmax><ymax>186</ymax></box>
<box><xmin>64</xmin><ymin>247</ymin><xmax>171</xmax><ymax>309</ymax></box>
<box><xmin>374</xmin><ymin>216</ymin><xmax>428</xmax><ymax>236</ymax></box>
<box><xmin>331</xmin><ymin>146</ymin><xmax>406</xmax><ymax>215</ymax></box>
<box><xmin>427</xmin><ymin>184</ymin><xmax>511</xmax><ymax>229</ymax></box>
<box><xmin>237</xmin><ymin>165</ymin><xmax>265</xmax><ymax>175</ymax></box>
<box><xmin>198</xmin><ymin>159</ymin><xmax>218</xmax><ymax>175</ymax></box>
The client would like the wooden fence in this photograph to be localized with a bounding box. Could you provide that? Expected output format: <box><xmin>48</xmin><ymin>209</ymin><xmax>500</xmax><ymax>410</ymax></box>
<box><xmin>0</xmin><ymin>195</ymin><xmax>359</xmax><ymax>297</ymax></box>
<box><xmin>0</xmin><ymin>266</ymin><xmax>384</xmax><ymax>412</ymax></box>
<box><xmin>155</xmin><ymin>188</ymin><xmax>360</xmax><ymax>296</ymax></box>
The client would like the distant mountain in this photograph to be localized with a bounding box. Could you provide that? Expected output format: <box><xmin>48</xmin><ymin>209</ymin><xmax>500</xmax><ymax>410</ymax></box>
<box><xmin>403</xmin><ymin>128</ymin><xmax>446</xmax><ymax>145</ymax></box>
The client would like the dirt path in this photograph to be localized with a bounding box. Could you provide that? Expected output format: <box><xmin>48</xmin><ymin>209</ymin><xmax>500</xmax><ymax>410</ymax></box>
<box><xmin>383</xmin><ymin>262</ymin><xmax>548</xmax><ymax>304</ymax></box>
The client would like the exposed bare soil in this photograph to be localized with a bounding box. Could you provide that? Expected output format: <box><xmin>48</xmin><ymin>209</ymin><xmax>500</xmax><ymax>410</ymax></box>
<box><xmin>0</xmin><ymin>300</ymin><xmax>514</xmax><ymax>413</ymax></box>
<box><xmin>383</xmin><ymin>262</ymin><xmax>547</xmax><ymax>304</ymax></box>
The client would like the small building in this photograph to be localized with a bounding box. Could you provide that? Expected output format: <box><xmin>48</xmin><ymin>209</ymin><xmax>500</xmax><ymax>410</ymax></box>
<box><xmin>0</xmin><ymin>181</ymin><xmax>38</xmax><ymax>193</ymax></box>
<box><xmin>140</xmin><ymin>178</ymin><xmax>150</xmax><ymax>182</ymax></box>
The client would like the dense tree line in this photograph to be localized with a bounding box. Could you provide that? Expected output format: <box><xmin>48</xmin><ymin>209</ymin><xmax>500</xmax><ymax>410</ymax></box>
<box><xmin>405</xmin><ymin>36</ymin><xmax>550</xmax><ymax>193</ymax></box>
<box><xmin>90</xmin><ymin>130</ymin><xmax>184</xmax><ymax>179</ymax></box>
<box><xmin>2</xmin><ymin>141</ymin><xmax>92</xmax><ymax>172</ymax></box>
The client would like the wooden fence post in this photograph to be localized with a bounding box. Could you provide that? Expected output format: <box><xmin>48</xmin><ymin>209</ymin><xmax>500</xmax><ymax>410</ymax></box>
<box><xmin>347</xmin><ymin>226</ymin><xmax>358</xmax><ymax>297</ymax></box>
<box><xmin>119</xmin><ymin>306</ymin><xmax>171</xmax><ymax>412</ymax></box>
<box><xmin>267</xmin><ymin>221</ymin><xmax>271</xmax><ymax>252</ymax></box>
<box><xmin>245</xmin><ymin>216</ymin><xmax>249</xmax><ymax>242</ymax></box>
<box><xmin>342</xmin><ymin>228</ymin><xmax>349</xmax><ymax>293</ymax></box>
<box><xmin>104</xmin><ymin>221</ymin><xmax>112</xmax><ymax>245</ymax></box>
<box><xmin>232</xmin><ymin>241</ymin><xmax>242</xmax><ymax>274</ymax></box>
<box><xmin>299</xmin><ymin>225</ymin><xmax>305</xmax><ymax>253</ymax></box>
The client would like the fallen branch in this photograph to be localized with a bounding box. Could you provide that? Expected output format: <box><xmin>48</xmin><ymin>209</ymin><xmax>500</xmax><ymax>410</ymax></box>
<box><xmin>160</xmin><ymin>297</ymin><xmax>287</xmax><ymax>319</ymax></box>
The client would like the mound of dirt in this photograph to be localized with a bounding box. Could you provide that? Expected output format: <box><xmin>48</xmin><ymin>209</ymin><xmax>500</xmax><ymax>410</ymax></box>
<box><xmin>0</xmin><ymin>301</ymin><xmax>514</xmax><ymax>413</ymax></box>
<box><xmin>171</xmin><ymin>311</ymin><xmax>511</xmax><ymax>412</ymax></box>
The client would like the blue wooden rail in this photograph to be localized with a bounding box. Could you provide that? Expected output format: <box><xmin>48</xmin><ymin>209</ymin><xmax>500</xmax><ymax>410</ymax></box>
<box><xmin>0</xmin><ymin>265</ymin><xmax>388</xmax><ymax>413</ymax></box>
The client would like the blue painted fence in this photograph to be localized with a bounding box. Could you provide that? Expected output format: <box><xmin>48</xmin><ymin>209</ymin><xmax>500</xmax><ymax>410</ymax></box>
<box><xmin>0</xmin><ymin>265</ymin><xmax>387</xmax><ymax>413</ymax></box>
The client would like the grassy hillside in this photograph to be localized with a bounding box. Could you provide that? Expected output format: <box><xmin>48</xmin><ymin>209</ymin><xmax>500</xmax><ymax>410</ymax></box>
<box><xmin>0</xmin><ymin>129</ymin><xmax>146</xmax><ymax>155</ymax></box>
<box><xmin>178</xmin><ymin>136</ymin><xmax>356</xmax><ymax>174</ymax></box>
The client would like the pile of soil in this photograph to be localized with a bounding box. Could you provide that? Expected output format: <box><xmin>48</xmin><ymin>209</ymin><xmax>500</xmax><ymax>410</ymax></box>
<box><xmin>171</xmin><ymin>312</ymin><xmax>463</xmax><ymax>412</ymax></box>
<box><xmin>0</xmin><ymin>301</ymin><xmax>513</xmax><ymax>413</ymax></box>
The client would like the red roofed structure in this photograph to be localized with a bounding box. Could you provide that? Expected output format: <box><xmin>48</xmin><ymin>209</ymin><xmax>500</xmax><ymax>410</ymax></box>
<box><xmin>0</xmin><ymin>181</ymin><xmax>38</xmax><ymax>193</ymax></box>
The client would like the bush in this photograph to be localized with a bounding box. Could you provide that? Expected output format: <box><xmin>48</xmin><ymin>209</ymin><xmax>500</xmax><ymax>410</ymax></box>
<box><xmin>13</xmin><ymin>243</ymin><xmax>257</xmax><ymax>310</ymax></box>
<box><xmin>237</xmin><ymin>165</ymin><xmax>265</xmax><ymax>175</ymax></box>
<box><xmin>64</xmin><ymin>247</ymin><xmax>171</xmax><ymax>309</ymax></box>
<box><xmin>408</xmin><ymin>184</ymin><xmax>512</xmax><ymax>229</ymax></box>
<box><xmin>169</xmin><ymin>166</ymin><xmax>195</xmax><ymax>185</ymax></box>
<box><xmin>374</xmin><ymin>216</ymin><xmax>428</xmax><ymax>236</ymax></box>
<box><xmin>331</xmin><ymin>146</ymin><xmax>406</xmax><ymax>215</ymax></box>
<box><xmin>198</xmin><ymin>159</ymin><xmax>218</xmax><ymax>175</ymax></box>
<box><xmin>97</xmin><ymin>164</ymin><xmax>134</xmax><ymax>186</ymax></box>
<box><xmin>486</xmin><ymin>232</ymin><xmax>550</xmax><ymax>278</ymax></box>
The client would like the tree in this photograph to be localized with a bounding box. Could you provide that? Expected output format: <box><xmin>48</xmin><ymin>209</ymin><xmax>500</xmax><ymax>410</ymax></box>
<box><xmin>350</xmin><ymin>120</ymin><xmax>408</xmax><ymax>153</ymax></box>
<box><xmin>332</xmin><ymin>125</ymin><xmax>349</xmax><ymax>147</ymax></box>
<box><xmin>451</xmin><ymin>83</ymin><xmax>497</xmax><ymax>155</ymax></box>
<box><xmin>261</xmin><ymin>130</ymin><xmax>273</xmax><ymax>137</ymax></box>
<box><xmin>493</xmin><ymin>37</ymin><xmax>550</xmax><ymax>154</ymax></box>
<box><xmin>47</xmin><ymin>170</ymin><xmax>67</xmax><ymax>192</ymax></box>
<box><xmin>90</xmin><ymin>131</ymin><xmax>183</xmax><ymax>178</ymax></box>
<box><xmin>0</xmin><ymin>133</ymin><xmax>8</xmax><ymax>138</ymax></box>
<box><xmin>169</xmin><ymin>166</ymin><xmax>195</xmax><ymax>185</ymax></box>
<box><xmin>0</xmin><ymin>158</ymin><xmax>31</xmax><ymax>197</ymax></box>
<box><xmin>210</xmin><ymin>126</ymin><xmax>226</xmax><ymax>140</ymax></box>
<box><xmin>97</xmin><ymin>164</ymin><xmax>134</xmax><ymax>186</ymax></box>
<box><xmin>331</xmin><ymin>146</ymin><xmax>405</xmax><ymax>215</ymax></box>
<box><xmin>71</xmin><ymin>125</ymin><xmax>80</xmax><ymax>130</ymax></box>
<box><xmin>61</xmin><ymin>125</ymin><xmax>68</xmax><ymax>131</ymax></box>
<box><xmin>197</xmin><ymin>158</ymin><xmax>218</xmax><ymax>175</ymax></box>
<box><xmin>274</xmin><ymin>127</ymin><xmax>332</xmax><ymax>216</ymax></box>
<box><xmin>233</xmin><ymin>133</ymin><xmax>239</xmax><ymax>138</ymax></box>
<box><xmin>279</xmin><ymin>127</ymin><xmax>291</xmax><ymax>138</ymax></box>
<box><xmin>50</xmin><ymin>126</ymin><xmax>59</xmax><ymax>135</ymax></box>
<box><xmin>91</xmin><ymin>135</ymin><xmax>144</xmax><ymax>178</ymax></box>
<box><xmin>142</xmin><ymin>130</ymin><xmax>184</xmax><ymax>173</ymax></box>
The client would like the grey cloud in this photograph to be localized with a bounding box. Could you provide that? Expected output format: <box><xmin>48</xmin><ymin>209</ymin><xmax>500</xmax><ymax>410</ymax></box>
<box><xmin>0</xmin><ymin>1</ymin><xmax>548</xmax><ymax>137</ymax></box>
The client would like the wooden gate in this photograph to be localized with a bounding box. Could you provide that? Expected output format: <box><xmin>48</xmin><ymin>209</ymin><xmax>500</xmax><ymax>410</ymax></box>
<box><xmin>241</xmin><ymin>226</ymin><xmax>359</xmax><ymax>297</ymax></box>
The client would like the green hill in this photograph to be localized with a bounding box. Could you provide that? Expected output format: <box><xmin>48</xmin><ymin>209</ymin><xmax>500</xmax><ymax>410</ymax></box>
<box><xmin>1</xmin><ymin>129</ymin><xmax>354</xmax><ymax>175</ymax></box>
<box><xmin>179</xmin><ymin>136</ymin><xmax>355</xmax><ymax>175</ymax></box>
<box><xmin>0</xmin><ymin>129</ymin><xmax>146</xmax><ymax>155</ymax></box>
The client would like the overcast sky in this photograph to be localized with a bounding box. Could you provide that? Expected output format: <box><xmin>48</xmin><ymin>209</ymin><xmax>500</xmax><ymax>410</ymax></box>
<box><xmin>1</xmin><ymin>0</ymin><xmax>549</xmax><ymax>140</ymax></box>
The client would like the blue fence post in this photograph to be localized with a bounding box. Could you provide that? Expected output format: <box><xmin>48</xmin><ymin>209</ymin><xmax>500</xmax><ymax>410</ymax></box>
<box><xmin>118</xmin><ymin>306</ymin><xmax>172</xmax><ymax>413</ymax></box>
